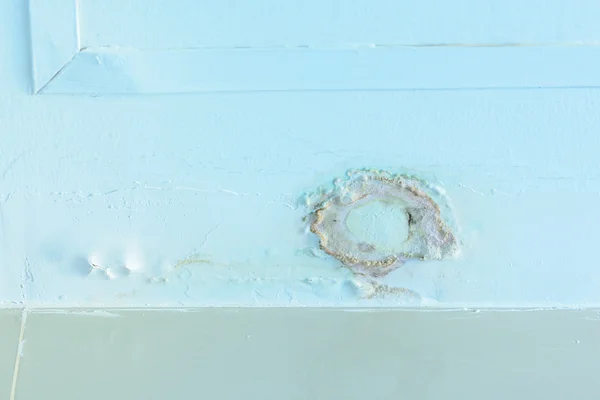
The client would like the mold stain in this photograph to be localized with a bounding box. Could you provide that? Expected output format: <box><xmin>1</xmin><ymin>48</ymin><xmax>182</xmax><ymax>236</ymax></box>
<box><xmin>306</xmin><ymin>169</ymin><xmax>458</xmax><ymax>278</ymax></box>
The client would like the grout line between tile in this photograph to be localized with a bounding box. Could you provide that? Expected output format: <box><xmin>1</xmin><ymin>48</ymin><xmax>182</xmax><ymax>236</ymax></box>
<box><xmin>9</xmin><ymin>308</ymin><xmax>27</xmax><ymax>400</ymax></box>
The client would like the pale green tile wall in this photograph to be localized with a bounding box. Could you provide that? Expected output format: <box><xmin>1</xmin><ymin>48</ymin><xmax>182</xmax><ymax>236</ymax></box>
<box><xmin>8</xmin><ymin>310</ymin><xmax>600</xmax><ymax>399</ymax></box>
<box><xmin>0</xmin><ymin>310</ymin><xmax>22</xmax><ymax>400</ymax></box>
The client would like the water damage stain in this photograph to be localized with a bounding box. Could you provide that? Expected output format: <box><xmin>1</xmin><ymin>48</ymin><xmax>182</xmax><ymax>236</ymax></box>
<box><xmin>306</xmin><ymin>169</ymin><xmax>458</xmax><ymax>277</ymax></box>
<box><xmin>173</xmin><ymin>254</ymin><xmax>211</xmax><ymax>269</ymax></box>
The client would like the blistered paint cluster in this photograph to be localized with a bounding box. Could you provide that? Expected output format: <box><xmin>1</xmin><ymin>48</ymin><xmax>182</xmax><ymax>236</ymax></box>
<box><xmin>307</xmin><ymin>169</ymin><xmax>458</xmax><ymax>277</ymax></box>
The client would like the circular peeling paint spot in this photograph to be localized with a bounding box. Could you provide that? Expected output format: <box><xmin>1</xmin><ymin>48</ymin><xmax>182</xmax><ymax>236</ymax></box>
<box><xmin>307</xmin><ymin>169</ymin><xmax>458</xmax><ymax>277</ymax></box>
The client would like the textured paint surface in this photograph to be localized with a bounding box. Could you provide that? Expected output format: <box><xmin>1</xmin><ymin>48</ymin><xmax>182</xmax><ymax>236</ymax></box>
<box><xmin>2</xmin><ymin>1</ymin><xmax>600</xmax><ymax>307</ymax></box>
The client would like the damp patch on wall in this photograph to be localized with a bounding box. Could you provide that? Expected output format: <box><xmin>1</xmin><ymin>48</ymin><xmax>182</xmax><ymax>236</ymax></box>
<box><xmin>305</xmin><ymin>169</ymin><xmax>459</xmax><ymax>277</ymax></box>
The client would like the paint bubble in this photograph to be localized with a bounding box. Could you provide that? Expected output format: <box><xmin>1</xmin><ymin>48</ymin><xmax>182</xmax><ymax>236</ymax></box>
<box><xmin>105</xmin><ymin>266</ymin><xmax>130</xmax><ymax>280</ymax></box>
<box><xmin>71</xmin><ymin>256</ymin><xmax>93</xmax><ymax>277</ymax></box>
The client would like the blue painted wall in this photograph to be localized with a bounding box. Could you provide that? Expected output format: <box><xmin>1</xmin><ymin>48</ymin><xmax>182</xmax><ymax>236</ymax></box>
<box><xmin>1</xmin><ymin>0</ymin><xmax>600</xmax><ymax>307</ymax></box>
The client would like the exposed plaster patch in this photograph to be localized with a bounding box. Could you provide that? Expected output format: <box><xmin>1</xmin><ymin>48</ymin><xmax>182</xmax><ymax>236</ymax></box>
<box><xmin>360</xmin><ymin>280</ymin><xmax>420</xmax><ymax>300</ymax></box>
<box><xmin>340</xmin><ymin>277</ymin><xmax>421</xmax><ymax>302</ymax></box>
<box><xmin>306</xmin><ymin>169</ymin><xmax>458</xmax><ymax>277</ymax></box>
